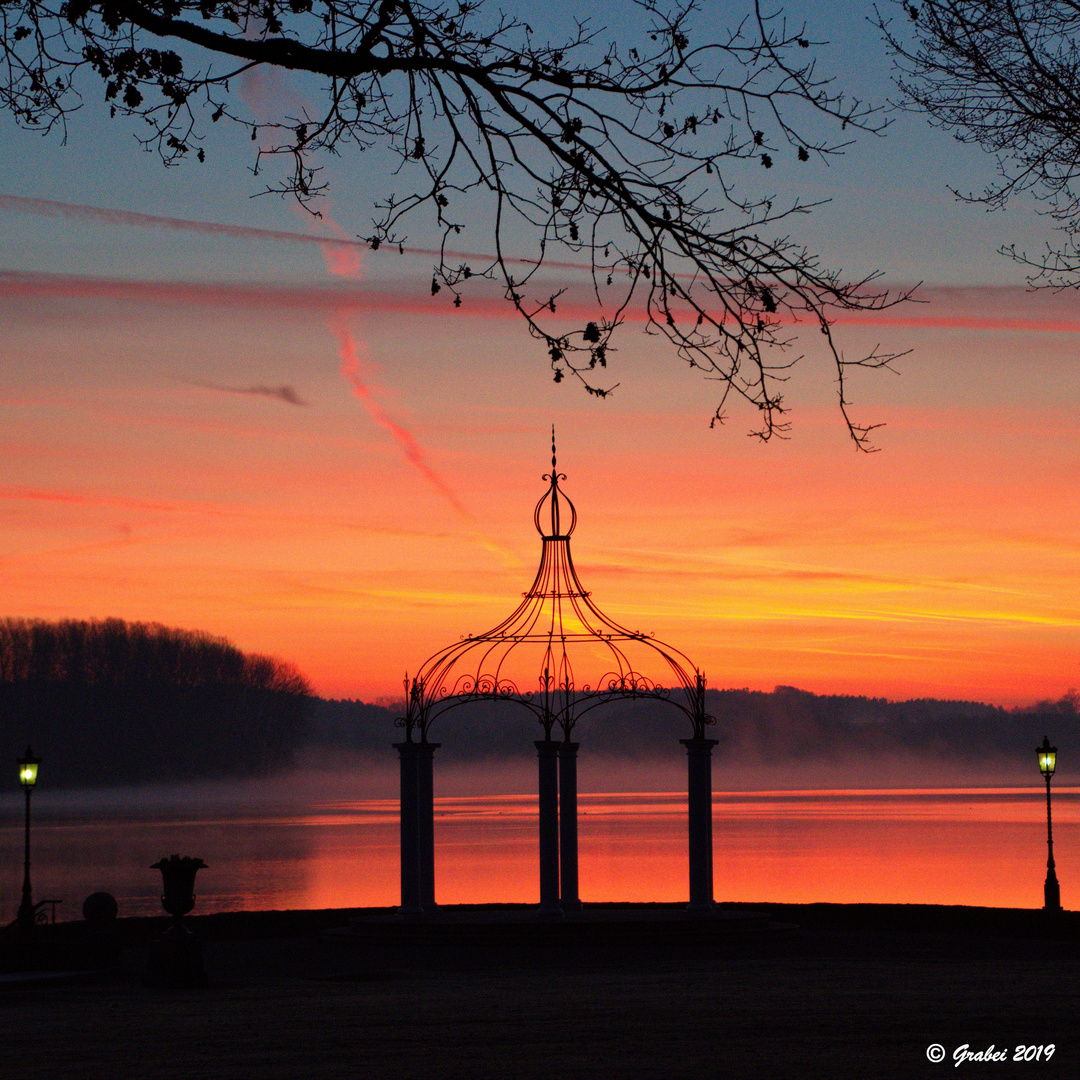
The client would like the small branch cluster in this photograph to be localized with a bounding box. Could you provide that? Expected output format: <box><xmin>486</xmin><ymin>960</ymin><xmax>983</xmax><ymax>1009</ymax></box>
<box><xmin>880</xmin><ymin>0</ymin><xmax>1080</xmax><ymax>286</ymax></box>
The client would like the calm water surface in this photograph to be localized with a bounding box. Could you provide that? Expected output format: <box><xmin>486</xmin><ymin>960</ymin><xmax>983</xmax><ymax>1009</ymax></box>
<box><xmin>1</xmin><ymin>786</ymin><xmax>1076</xmax><ymax>921</ymax></box>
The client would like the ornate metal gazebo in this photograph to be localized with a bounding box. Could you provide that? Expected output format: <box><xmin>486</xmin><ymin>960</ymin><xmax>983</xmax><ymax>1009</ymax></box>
<box><xmin>394</xmin><ymin>432</ymin><xmax>719</xmax><ymax>915</ymax></box>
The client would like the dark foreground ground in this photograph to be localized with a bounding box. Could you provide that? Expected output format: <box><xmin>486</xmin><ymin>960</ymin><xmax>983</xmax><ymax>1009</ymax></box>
<box><xmin>2</xmin><ymin>902</ymin><xmax>1078</xmax><ymax>1080</ymax></box>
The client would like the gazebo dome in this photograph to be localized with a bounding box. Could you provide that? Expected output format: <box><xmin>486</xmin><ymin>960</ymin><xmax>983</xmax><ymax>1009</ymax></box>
<box><xmin>401</xmin><ymin>431</ymin><xmax>710</xmax><ymax>744</ymax></box>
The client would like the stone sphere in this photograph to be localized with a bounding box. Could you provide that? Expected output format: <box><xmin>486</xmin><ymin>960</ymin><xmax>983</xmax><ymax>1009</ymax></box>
<box><xmin>82</xmin><ymin>891</ymin><xmax>119</xmax><ymax>927</ymax></box>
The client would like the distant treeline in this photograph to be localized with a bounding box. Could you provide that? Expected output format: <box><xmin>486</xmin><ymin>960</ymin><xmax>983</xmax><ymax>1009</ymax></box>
<box><xmin>0</xmin><ymin>618</ymin><xmax>313</xmax><ymax>786</ymax></box>
<box><xmin>3</xmin><ymin>613</ymin><xmax>1073</xmax><ymax>788</ymax></box>
<box><xmin>307</xmin><ymin>685</ymin><xmax>1080</xmax><ymax>764</ymax></box>
<box><xmin>707</xmin><ymin>686</ymin><xmax>1077</xmax><ymax>762</ymax></box>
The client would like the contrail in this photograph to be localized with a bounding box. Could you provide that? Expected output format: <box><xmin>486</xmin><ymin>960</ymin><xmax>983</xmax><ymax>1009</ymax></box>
<box><xmin>228</xmin><ymin>58</ymin><xmax>471</xmax><ymax>517</ymax></box>
<box><xmin>292</xmin><ymin>195</ymin><xmax>473</xmax><ymax>517</ymax></box>
<box><xmin>332</xmin><ymin>314</ymin><xmax>470</xmax><ymax>517</ymax></box>
<box><xmin>0</xmin><ymin>193</ymin><xmax>591</xmax><ymax>272</ymax></box>
<box><xmin>0</xmin><ymin>193</ymin><xmax>364</xmax><ymax>264</ymax></box>
<box><xmin>312</xmin><ymin>212</ymin><xmax>520</xmax><ymax>561</ymax></box>
<box><xmin>331</xmin><ymin>318</ymin><xmax>523</xmax><ymax>566</ymax></box>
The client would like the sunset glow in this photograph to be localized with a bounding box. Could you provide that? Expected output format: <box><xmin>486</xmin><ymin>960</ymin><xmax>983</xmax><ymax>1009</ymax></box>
<box><xmin>3</xmin><ymin>260</ymin><xmax>1078</xmax><ymax>705</ymax></box>
<box><xmin>1</xmin><ymin>9</ymin><xmax>1078</xmax><ymax>714</ymax></box>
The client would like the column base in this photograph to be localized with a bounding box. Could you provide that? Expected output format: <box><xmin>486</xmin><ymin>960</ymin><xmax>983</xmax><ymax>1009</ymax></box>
<box><xmin>143</xmin><ymin>922</ymin><xmax>207</xmax><ymax>989</ymax></box>
<box><xmin>396</xmin><ymin>905</ymin><xmax>433</xmax><ymax>920</ymax></box>
<box><xmin>16</xmin><ymin>897</ymin><xmax>36</xmax><ymax>933</ymax></box>
<box><xmin>1045</xmin><ymin>873</ymin><xmax>1062</xmax><ymax>912</ymax></box>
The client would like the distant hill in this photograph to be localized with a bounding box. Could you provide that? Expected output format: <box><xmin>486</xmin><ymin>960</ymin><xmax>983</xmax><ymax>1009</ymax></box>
<box><xmin>307</xmin><ymin>685</ymin><xmax>1079</xmax><ymax>769</ymax></box>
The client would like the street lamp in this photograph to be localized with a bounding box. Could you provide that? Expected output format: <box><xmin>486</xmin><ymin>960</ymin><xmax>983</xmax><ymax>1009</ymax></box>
<box><xmin>16</xmin><ymin>746</ymin><xmax>40</xmax><ymax>931</ymax></box>
<box><xmin>1037</xmin><ymin>736</ymin><xmax>1061</xmax><ymax>912</ymax></box>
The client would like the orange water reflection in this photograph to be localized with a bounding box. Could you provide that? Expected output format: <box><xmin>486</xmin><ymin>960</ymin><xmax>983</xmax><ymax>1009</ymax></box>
<box><xmin>289</xmin><ymin>788</ymin><xmax>1080</xmax><ymax>913</ymax></box>
<box><xmin>1</xmin><ymin>788</ymin><xmax>1075</xmax><ymax>919</ymax></box>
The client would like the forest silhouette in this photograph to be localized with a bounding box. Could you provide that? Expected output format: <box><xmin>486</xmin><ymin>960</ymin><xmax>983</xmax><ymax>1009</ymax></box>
<box><xmin>0</xmin><ymin>618</ymin><xmax>312</xmax><ymax>786</ymax></box>
<box><xmin>2</xmin><ymin>617</ymin><xmax>1074</xmax><ymax>787</ymax></box>
<box><xmin>311</xmin><ymin>685</ymin><xmax>1078</xmax><ymax>772</ymax></box>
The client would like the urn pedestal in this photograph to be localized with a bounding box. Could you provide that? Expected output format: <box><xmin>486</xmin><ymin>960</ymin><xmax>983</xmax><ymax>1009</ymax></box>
<box><xmin>143</xmin><ymin>856</ymin><xmax>208</xmax><ymax>988</ymax></box>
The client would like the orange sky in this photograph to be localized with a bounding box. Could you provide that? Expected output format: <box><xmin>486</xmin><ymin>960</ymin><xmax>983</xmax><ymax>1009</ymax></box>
<box><xmin>1</xmin><ymin>1</ymin><xmax>1077</xmax><ymax>710</ymax></box>
<box><xmin>2</xmin><ymin>234</ymin><xmax>1078</xmax><ymax>706</ymax></box>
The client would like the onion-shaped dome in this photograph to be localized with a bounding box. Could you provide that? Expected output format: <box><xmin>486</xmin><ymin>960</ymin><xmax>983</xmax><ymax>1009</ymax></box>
<box><xmin>533</xmin><ymin>434</ymin><xmax>577</xmax><ymax>540</ymax></box>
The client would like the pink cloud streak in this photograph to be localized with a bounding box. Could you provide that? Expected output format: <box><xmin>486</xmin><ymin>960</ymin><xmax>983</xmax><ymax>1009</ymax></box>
<box><xmin>289</xmin><ymin>191</ymin><xmax>472</xmax><ymax>520</ymax></box>
<box><xmin>0</xmin><ymin>483</ymin><xmax>472</xmax><ymax>540</ymax></box>
<box><xmin>0</xmin><ymin>484</ymin><xmax>223</xmax><ymax>515</ymax></box>
<box><xmin>5</xmin><ymin>270</ymin><xmax>1080</xmax><ymax>335</ymax></box>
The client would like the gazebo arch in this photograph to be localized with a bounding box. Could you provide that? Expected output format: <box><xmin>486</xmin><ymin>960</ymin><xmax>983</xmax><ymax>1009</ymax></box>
<box><xmin>394</xmin><ymin>432</ymin><xmax>718</xmax><ymax>915</ymax></box>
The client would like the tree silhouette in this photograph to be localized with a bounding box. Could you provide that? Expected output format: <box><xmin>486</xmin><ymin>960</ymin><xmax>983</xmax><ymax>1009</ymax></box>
<box><xmin>1</xmin><ymin>0</ymin><xmax>910</xmax><ymax>446</ymax></box>
<box><xmin>880</xmin><ymin>0</ymin><xmax>1080</xmax><ymax>285</ymax></box>
<box><xmin>0</xmin><ymin>618</ymin><xmax>313</xmax><ymax>785</ymax></box>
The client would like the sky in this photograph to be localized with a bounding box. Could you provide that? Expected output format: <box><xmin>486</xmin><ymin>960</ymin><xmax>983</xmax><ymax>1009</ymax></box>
<box><xmin>1</xmin><ymin>0</ymin><xmax>1078</xmax><ymax>708</ymax></box>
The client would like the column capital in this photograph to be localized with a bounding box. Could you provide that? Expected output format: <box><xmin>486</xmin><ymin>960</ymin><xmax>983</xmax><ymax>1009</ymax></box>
<box><xmin>680</xmin><ymin>737</ymin><xmax>719</xmax><ymax>752</ymax></box>
<box><xmin>394</xmin><ymin>741</ymin><xmax>442</xmax><ymax>755</ymax></box>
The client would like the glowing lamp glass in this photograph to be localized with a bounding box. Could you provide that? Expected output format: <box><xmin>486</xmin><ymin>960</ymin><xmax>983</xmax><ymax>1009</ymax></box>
<box><xmin>1037</xmin><ymin>738</ymin><xmax>1057</xmax><ymax>780</ymax></box>
<box><xmin>17</xmin><ymin>747</ymin><xmax>39</xmax><ymax>789</ymax></box>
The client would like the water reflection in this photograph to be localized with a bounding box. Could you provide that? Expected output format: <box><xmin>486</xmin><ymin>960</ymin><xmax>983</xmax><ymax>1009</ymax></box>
<box><xmin>1</xmin><ymin>787</ymin><xmax>1075</xmax><ymax>920</ymax></box>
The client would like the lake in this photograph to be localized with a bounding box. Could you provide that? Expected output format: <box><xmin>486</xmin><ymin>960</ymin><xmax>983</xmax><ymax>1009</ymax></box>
<box><xmin>1</xmin><ymin>778</ymin><xmax>1075</xmax><ymax>921</ymax></box>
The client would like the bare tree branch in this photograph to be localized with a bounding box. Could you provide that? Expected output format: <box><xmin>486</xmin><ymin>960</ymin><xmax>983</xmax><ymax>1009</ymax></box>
<box><xmin>2</xmin><ymin>0</ymin><xmax>911</xmax><ymax>444</ymax></box>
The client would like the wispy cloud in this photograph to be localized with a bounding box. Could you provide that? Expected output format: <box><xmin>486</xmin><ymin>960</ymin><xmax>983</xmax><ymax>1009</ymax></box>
<box><xmin>832</xmin><ymin>312</ymin><xmax>1080</xmax><ymax>333</ymax></box>
<box><xmin>0</xmin><ymin>485</ymin><xmax>191</xmax><ymax>513</ymax></box>
<box><xmin>0</xmin><ymin>484</ymin><xmax>469</xmax><ymax>541</ymax></box>
<box><xmin>0</xmin><ymin>193</ymin><xmax>367</xmax><ymax>264</ymax></box>
<box><xmin>0</xmin><ymin>193</ymin><xmax>572</xmax><ymax>271</ymax></box>
<box><xmin>0</xmin><ymin>270</ymin><xmax>377</xmax><ymax>311</ymax></box>
<box><xmin>186</xmin><ymin>379</ymin><xmax>309</xmax><ymax>406</ymax></box>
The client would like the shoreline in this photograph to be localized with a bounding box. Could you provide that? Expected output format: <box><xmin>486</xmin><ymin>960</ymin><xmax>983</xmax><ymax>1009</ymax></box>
<box><xmin>20</xmin><ymin>897</ymin><xmax>1078</xmax><ymax>938</ymax></box>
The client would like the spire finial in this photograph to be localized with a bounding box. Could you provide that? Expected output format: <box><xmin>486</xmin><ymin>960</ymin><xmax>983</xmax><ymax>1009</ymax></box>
<box><xmin>534</xmin><ymin>425</ymin><xmax>576</xmax><ymax>538</ymax></box>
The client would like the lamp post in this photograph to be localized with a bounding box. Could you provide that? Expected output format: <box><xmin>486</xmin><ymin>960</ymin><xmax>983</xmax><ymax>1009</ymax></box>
<box><xmin>16</xmin><ymin>746</ymin><xmax>40</xmax><ymax>931</ymax></box>
<box><xmin>1037</xmin><ymin>736</ymin><xmax>1061</xmax><ymax>912</ymax></box>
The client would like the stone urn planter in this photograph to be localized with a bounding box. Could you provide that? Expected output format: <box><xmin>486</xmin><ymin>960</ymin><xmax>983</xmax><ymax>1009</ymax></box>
<box><xmin>153</xmin><ymin>854</ymin><xmax>207</xmax><ymax>919</ymax></box>
<box><xmin>143</xmin><ymin>855</ymin><xmax>208</xmax><ymax>988</ymax></box>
